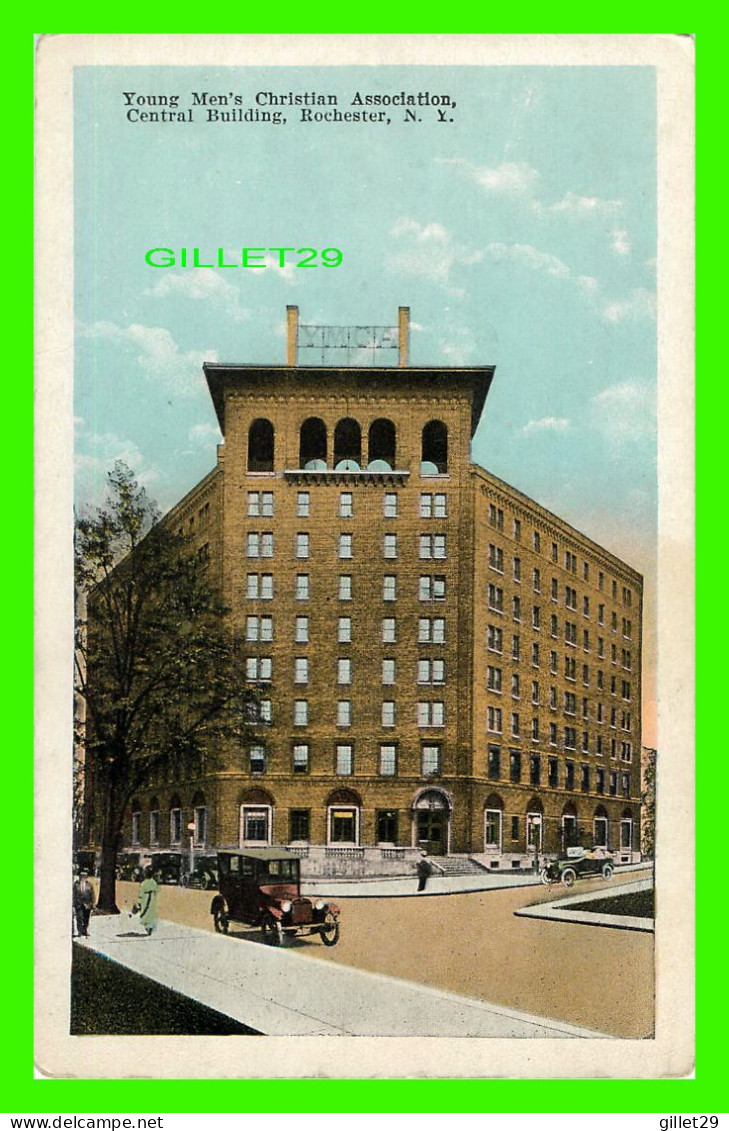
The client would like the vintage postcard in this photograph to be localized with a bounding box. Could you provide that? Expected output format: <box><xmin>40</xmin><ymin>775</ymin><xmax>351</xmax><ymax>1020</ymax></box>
<box><xmin>35</xmin><ymin>34</ymin><xmax>694</xmax><ymax>1079</ymax></box>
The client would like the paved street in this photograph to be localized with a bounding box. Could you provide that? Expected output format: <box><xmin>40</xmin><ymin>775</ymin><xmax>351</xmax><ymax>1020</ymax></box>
<box><xmin>102</xmin><ymin>867</ymin><xmax>653</xmax><ymax>1038</ymax></box>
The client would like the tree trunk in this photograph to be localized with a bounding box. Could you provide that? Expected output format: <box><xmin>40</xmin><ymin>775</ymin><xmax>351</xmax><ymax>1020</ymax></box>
<box><xmin>96</xmin><ymin>778</ymin><xmax>121</xmax><ymax>913</ymax></box>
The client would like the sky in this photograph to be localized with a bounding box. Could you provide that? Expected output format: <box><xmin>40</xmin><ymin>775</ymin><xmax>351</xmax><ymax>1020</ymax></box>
<box><xmin>74</xmin><ymin>64</ymin><xmax>657</xmax><ymax>741</ymax></box>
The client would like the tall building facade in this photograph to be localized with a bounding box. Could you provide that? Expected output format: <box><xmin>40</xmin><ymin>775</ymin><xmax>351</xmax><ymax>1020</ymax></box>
<box><xmin>118</xmin><ymin>308</ymin><xmax>643</xmax><ymax>872</ymax></box>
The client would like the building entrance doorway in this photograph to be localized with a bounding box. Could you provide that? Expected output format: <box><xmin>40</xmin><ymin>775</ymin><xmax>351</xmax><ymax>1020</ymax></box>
<box><xmin>416</xmin><ymin>809</ymin><xmax>446</xmax><ymax>855</ymax></box>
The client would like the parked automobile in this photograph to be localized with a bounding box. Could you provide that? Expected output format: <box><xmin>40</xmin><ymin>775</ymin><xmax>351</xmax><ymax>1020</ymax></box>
<box><xmin>149</xmin><ymin>851</ymin><xmax>184</xmax><ymax>885</ymax></box>
<box><xmin>210</xmin><ymin>848</ymin><xmax>340</xmax><ymax>946</ymax></box>
<box><xmin>540</xmin><ymin>846</ymin><xmax>615</xmax><ymax>888</ymax></box>
<box><xmin>183</xmin><ymin>855</ymin><xmax>219</xmax><ymax>890</ymax></box>
<box><xmin>116</xmin><ymin>852</ymin><xmax>145</xmax><ymax>882</ymax></box>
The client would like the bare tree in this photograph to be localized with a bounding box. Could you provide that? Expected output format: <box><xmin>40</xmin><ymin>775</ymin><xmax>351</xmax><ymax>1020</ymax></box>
<box><xmin>75</xmin><ymin>463</ymin><xmax>254</xmax><ymax>912</ymax></box>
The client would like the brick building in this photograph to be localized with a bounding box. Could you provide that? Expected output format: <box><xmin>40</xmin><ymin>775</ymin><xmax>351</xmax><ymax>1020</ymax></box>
<box><xmin>119</xmin><ymin>307</ymin><xmax>643</xmax><ymax>874</ymax></box>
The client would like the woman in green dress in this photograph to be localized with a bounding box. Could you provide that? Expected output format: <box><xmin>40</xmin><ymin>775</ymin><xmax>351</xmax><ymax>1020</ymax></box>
<box><xmin>137</xmin><ymin>866</ymin><xmax>160</xmax><ymax>935</ymax></box>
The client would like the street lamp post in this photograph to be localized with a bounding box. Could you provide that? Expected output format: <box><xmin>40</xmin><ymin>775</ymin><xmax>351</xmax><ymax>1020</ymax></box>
<box><xmin>187</xmin><ymin>820</ymin><xmax>196</xmax><ymax>880</ymax></box>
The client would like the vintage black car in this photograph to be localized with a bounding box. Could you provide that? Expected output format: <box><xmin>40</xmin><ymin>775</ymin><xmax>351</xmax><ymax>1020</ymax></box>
<box><xmin>116</xmin><ymin>852</ymin><xmax>145</xmax><ymax>882</ymax></box>
<box><xmin>540</xmin><ymin>846</ymin><xmax>615</xmax><ymax>888</ymax></box>
<box><xmin>149</xmin><ymin>851</ymin><xmax>184</xmax><ymax>885</ymax></box>
<box><xmin>183</xmin><ymin>855</ymin><xmax>219</xmax><ymax>890</ymax></box>
<box><xmin>210</xmin><ymin>848</ymin><xmax>340</xmax><ymax>946</ymax></box>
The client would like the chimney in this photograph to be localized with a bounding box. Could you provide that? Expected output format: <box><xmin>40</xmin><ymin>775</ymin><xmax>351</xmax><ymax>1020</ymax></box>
<box><xmin>286</xmin><ymin>305</ymin><xmax>299</xmax><ymax>366</ymax></box>
<box><xmin>398</xmin><ymin>306</ymin><xmax>410</xmax><ymax>368</ymax></box>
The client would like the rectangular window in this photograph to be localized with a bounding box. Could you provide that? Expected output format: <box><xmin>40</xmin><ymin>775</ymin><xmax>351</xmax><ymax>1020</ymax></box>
<box><xmin>249</xmin><ymin>746</ymin><xmax>266</xmax><ymax>775</ymax></box>
<box><xmin>336</xmin><ymin>744</ymin><xmax>353</xmax><ymax>776</ymax></box>
<box><xmin>533</xmin><ymin>568</ymin><xmax>541</xmax><ymax>593</ymax></box>
<box><xmin>377</xmin><ymin>809</ymin><xmax>399</xmax><ymax>842</ymax></box>
<box><xmin>514</xmin><ymin>557</ymin><xmax>521</xmax><ymax>582</ymax></box>
<box><xmin>552</xmin><ymin>542</ymin><xmax>558</xmax><ymax>563</ymax></box>
<box><xmin>337</xmin><ymin>658</ymin><xmax>352</xmax><ymax>684</ymax></box>
<box><xmin>532</xmin><ymin>718</ymin><xmax>539</xmax><ymax>740</ymax></box>
<box><xmin>420</xmin><ymin>575</ymin><xmax>446</xmax><ymax>602</ymax></box>
<box><xmin>383</xmin><ymin>492</ymin><xmax>398</xmax><ymax>518</ymax></box>
<box><xmin>245</xmin><ymin>615</ymin><xmax>259</xmax><ymax>641</ymax></box>
<box><xmin>487</xmin><ymin>745</ymin><xmax>500</xmax><ymax>779</ymax></box>
<box><xmin>259</xmin><ymin>699</ymin><xmax>272</xmax><ymax>725</ymax></box>
<box><xmin>533</xmin><ymin>531</ymin><xmax>541</xmax><ymax>553</ymax></box>
<box><xmin>295</xmin><ymin>615</ymin><xmax>308</xmax><ymax>643</ymax></box>
<box><xmin>548</xmin><ymin>757</ymin><xmax>558</xmax><ymax>788</ymax></box>
<box><xmin>337</xmin><ymin>700</ymin><xmax>351</xmax><ymax>727</ymax></box>
<box><xmin>532</xmin><ymin>642</ymin><xmax>540</xmax><ymax>667</ymax></box>
<box><xmin>564</xmin><ymin>727</ymin><xmax>577</xmax><ymax>750</ymax></box>
<box><xmin>132</xmin><ymin>811</ymin><xmax>141</xmax><ymax>845</ymax></box>
<box><xmin>532</xmin><ymin>605</ymin><xmax>541</xmax><ymax>629</ymax></box>
<box><xmin>294</xmin><ymin>657</ymin><xmax>309</xmax><ymax>684</ymax></box>
<box><xmin>487</xmin><ymin>624</ymin><xmax>503</xmax><ymax>652</ymax></box>
<box><xmin>488</xmin><ymin>584</ymin><xmax>504</xmax><ymax>612</ymax></box>
<box><xmin>549</xmin><ymin>722</ymin><xmax>558</xmax><ymax>746</ymax></box>
<box><xmin>338</xmin><ymin>616</ymin><xmax>352</xmax><ymax>643</ymax></box>
<box><xmin>513</xmin><ymin>596</ymin><xmax>521</xmax><ymax>620</ymax></box>
<box><xmin>488</xmin><ymin>543</ymin><xmax>504</xmax><ymax>572</ymax></box>
<box><xmin>294</xmin><ymin>699</ymin><xmax>308</xmax><ymax>726</ymax></box>
<box><xmin>382</xmin><ymin>617</ymin><xmax>396</xmax><ymax>643</ymax></box>
<box><xmin>511</xmin><ymin>712</ymin><xmax>520</xmax><ymax>737</ymax></box>
<box><xmin>565</xmin><ymin>761</ymin><xmax>575</xmax><ymax>790</ymax></box>
<box><xmin>420</xmin><ymin>493</ymin><xmax>433</xmax><ymax>518</ymax></box>
<box><xmin>421</xmin><ymin>744</ymin><xmax>441</xmax><ymax>775</ymax></box>
<box><xmin>531</xmin><ymin>680</ymin><xmax>539</xmax><ymax>704</ymax></box>
<box><xmin>259</xmin><ymin>616</ymin><xmax>273</xmax><ymax>642</ymax></box>
<box><xmin>581</xmin><ymin>764</ymin><xmax>590</xmax><ymax>792</ymax></box>
<box><xmin>419</xmin><ymin>658</ymin><xmax>445</xmax><ymax>684</ymax></box>
<box><xmin>339</xmin><ymin>533</ymin><xmax>353</xmax><ymax>559</ymax></box>
<box><xmin>339</xmin><ymin>575</ymin><xmax>352</xmax><ymax>601</ymax></box>
<box><xmin>296</xmin><ymin>491</ymin><xmax>310</xmax><ymax>518</ymax></box>
<box><xmin>511</xmin><ymin>673</ymin><xmax>520</xmax><ymax>698</ymax></box>
<box><xmin>510</xmin><ymin>750</ymin><xmax>521</xmax><ymax>783</ymax></box>
<box><xmin>247</xmin><ymin>491</ymin><xmax>260</xmax><ymax>517</ymax></box>
<box><xmin>246</xmin><ymin>656</ymin><xmax>272</xmax><ymax>682</ymax></box>
<box><xmin>487</xmin><ymin>706</ymin><xmax>502</xmax><ymax>733</ymax></box>
<box><xmin>290</xmin><ymin>808</ymin><xmax>310</xmax><ymax>841</ymax></box>
<box><xmin>382</xmin><ymin>658</ymin><xmax>396</xmax><ymax>685</ymax></box>
<box><xmin>379</xmin><ymin>745</ymin><xmax>397</xmax><ymax>776</ymax></box>
<box><xmin>418</xmin><ymin>701</ymin><xmax>445</xmax><ymax>726</ymax></box>
<box><xmin>383</xmin><ymin>533</ymin><xmax>398</xmax><ymax>559</ymax></box>
<box><xmin>513</xmin><ymin>517</ymin><xmax>522</xmax><ymax>541</ymax></box>
<box><xmin>260</xmin><ymin>533</ymin><xmax>273</xmax><ymax>558</ymax></box>
<box><xmin>383</xmin><ymin>575</ymin><xmax>397</xmax><ymax>601</ymax></box>
<box><xmin>487</xmin><ymin>665</ymin><xmax>502</xmax><ymax>692</ymax></box>
<box><xmin>596</xmin><ymin>768</ymin><xmax>605</xmax><ymax>794</ymax></box>
<box><xmin>512</xmin><ymin>634</ymin><xmax>521</xmax><ymax>661</ymax></box>
<box><xmin>295</xmin><ymin>573</ymin><xmax>310</xmax><ymax>601</ymax></box>
<box><xmin>296</xmin><ymin>533</ymin><xmax>309</xmax><ymax>559</ymax></box>
<box><xmin>339</xmin><ymin>492</ymin><xmax>353</xmax><ymax>518</ymax></box>
<box><xmin>259</xmin><ymin>574</ymin><xmax>273</xmax><ymax>600</ymax></box>
<box><xmin>421</xmin><ymin>534</ymin><xmax>447</xmax><ymax>560</ymax></box>
<box><xmin>530</xmin><ymin>755</ymin><xmax>541</xmax><ymax>786</ymax></box>
<box><xmin>433</xmin><ymin>493</ymin><xmax>447</xmax><ymax>518</ymax></box>
<box><xmin>382</xmin><ymin>700</ymin><xmax>396</xmax><ymax>727</ymax></box>
<box><xmin>293</xmin><ymin>744</ymin><xmax>309</xmax><ymax>774</ymax></box>
<box><xmin>246</xmin><ymin>573</ymin><xmax>259</xmax><ymax>598</ymax></box>
<box><xmin>170</xmin><ymin>807</ymin><xmax>182</xmax><ymax>844</ymax></box>
<box><xmin>247</xmin><ymin>532</ymin><xmax>259</xmax><ymax>558</ymax></box>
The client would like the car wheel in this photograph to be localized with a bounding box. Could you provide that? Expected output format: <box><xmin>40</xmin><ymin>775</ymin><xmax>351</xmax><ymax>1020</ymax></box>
<box><xmin>561</xmin><ymin>867</ymin><xmax>577</xmax><ymax>888</ymax></box>
<box><xmin>261</xmin><ymin>913</ymin><xmax>281</xmax><ymax>945</ymax></box>
<box><xmin>540</xmin><ymin>867</ymin><xmax>552</xmax><ymax>885</ymax></box>
<box><xmin>213</xmin><ymin>912</ymin><xmax>229</xmax><ymax>934</ymax></box>
<box><xmin>602</xmin><ymin>863</ymin><xmax>614</xmax><ymax>881</ymax></box>
<box><xmin>320</xmin><ymin>911</ymin><xmax>340</xmax><ymax>947</ymax></box>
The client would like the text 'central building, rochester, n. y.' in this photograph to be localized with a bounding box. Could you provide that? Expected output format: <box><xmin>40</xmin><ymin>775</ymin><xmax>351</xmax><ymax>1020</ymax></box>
<box><xmin>123</xmin><ymin>306</ymin><xmax>643</xmax><ymax>877</ymax></box>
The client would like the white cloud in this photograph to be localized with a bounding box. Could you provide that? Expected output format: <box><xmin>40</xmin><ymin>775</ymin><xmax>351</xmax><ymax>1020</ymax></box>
<box><xmin>519</xmin><ymin>416</ymin><xmax>570</xmax><ymax>437</ymax></box>
<box><xmin>484</xmin><ymin>242</ymin><xmax>570</xmax><ymax>278</ymax></box>
<box><xmin>189</xmin><ymin>422</ymin><xmax>222</xmax><ymax>446</ymax></box>
<box><xmin>75</xmin><ymin>427</ymin><xmax>160</xmax><ymax>507</ymax></box>
<box><xmin>591</xmin><ymin>381</ymin><xmax>656</xmax><ymax>443</ymax></box>
<box><xmin>611</xmin><ymin>228</ymin><xmax>632</xmax><ymax>256</ymax></box>
<box><xmin>145</xmin><ymin>269</ymin><xmax>252</xmax><ymax>321</ymax></box>
<box><xmin>386</xmin><ymin>218</ymin><xmax>483</xmax><ymax>288</ymax></box>
<box><xmin>79</xmin><ymin>321</ymin><xmax>216</xmax><ymax>396</ymax></box>
<box><xmin>436</xmin><ymin>158</ymin><xmax>540</xmax><ymax>197</ymax></box>
<box><xmin>601</xmin><ymin>287</ymin><xmax>656</xmax><ymax>323</ymax></box>
<box><xmin>538</xmin><ymin>191</ymin><xmax>622</xmax><ymax>217</ymax></box>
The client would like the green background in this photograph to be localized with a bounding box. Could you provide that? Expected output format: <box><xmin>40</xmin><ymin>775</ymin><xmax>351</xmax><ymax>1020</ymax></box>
<box><xmin>20</xmin><ymin>24</ymin><xmax>707</xmax><ymax>1115</ymax></box>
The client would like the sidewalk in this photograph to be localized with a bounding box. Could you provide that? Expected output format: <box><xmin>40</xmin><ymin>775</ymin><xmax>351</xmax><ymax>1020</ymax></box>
<box><xmin>301</xmin><ymin>861</ymin><xmax>650</xmax><ymax>899</ymax></box>
<box><xmin>78</xmin><ymin>914</ymin><xmax>610</xmax><ymax>1039</ymax></box>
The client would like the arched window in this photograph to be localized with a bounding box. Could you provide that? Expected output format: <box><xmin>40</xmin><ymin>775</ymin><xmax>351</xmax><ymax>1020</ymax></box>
<box><xmin>421</xmin><ymin>420</ymin><xmax>448</xmax><ymax>475</ymax></box>
<box><xmin>299</xmin><ymin>417</ymin><xmax>327</xmax><ymax>469</ymax></box>
<box><xmin>367</xmin><ymin>418</ymin><xmax>396</xmax><ymax>470</ymax></box>
<box><xmin>334</xmin><ymin>418</ymin><xmax>362</xmax><ymax>470</ymax></box>
<box><xmin>149</xmin><ymin>796</ymin><xmax>161</xmax><ymax>846</ymax></box>
<box><xmin>239</xmin><ymin>788</ymin><xmax>274</xmax><ymax>846</ymax></box>
<box><xmin>248</xmin><ymin>418</ymin><xmax>274</xmax><ymax>472</ymax></box>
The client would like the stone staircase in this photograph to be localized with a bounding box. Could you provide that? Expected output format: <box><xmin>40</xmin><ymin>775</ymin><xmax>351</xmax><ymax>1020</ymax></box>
<box><xmin>427</xmin><ymin>855</ymin><xmax>490</xmax><ymax>876</ymax></box>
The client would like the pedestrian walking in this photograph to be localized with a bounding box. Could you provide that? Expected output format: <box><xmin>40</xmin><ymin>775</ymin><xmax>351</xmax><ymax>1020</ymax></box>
<box><xmin>73</xmin><ymin>869</ymin><xmax>95</xmax><ymax>937</ymax></box>
<box><xmin>416</xmin><ymin>854</ymin><xmax>432</xmax><ymax>893</ymax></box>
<box><xmin>136</xmin><ymin>866</ymin><xmax>160</xmax><ymax>936</ymax></box>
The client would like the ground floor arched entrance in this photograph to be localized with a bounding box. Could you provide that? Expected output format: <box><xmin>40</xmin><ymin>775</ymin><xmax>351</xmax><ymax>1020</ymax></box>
<box><xmin>412</xmin><ymin>788</ymin><xmax>452</xmax><ymax>855</ymax></box>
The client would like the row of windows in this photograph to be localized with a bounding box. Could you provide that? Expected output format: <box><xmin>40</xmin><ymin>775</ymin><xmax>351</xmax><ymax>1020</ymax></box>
<box><xmin>133</xmin><ymin>805</ymin><xmax>208</xmax><ymax>847</ymax></box>
<box><xmin>289</xmin><ymin>656</ymin><xmax>446</xmax><ymax>685</ymax></box>
<box><xmin>247</xmin><ymin>741</ymin><xmax>444</xmax><ymax>778</ymax></box>
<box><xmin>485</xmin><ymin>747</ymin><xmax>633</xmax><ymax>796</ymax></box>
<box><xmin>244</xmin><ymin>575</ymin><xmax>449</xmax><ymax>605</ymax></box>
<box><xmin>289</xmin><ymin>616</ymin><xmax>448</xmax><ymax>644</ymax></box>
<box><xmin>246</xmin><ymin>532</ymin><xmax>449</xmax><ymax>561</ymax></box>
<box><xmin>486</xmin><ymin>706</ymin><xmax>633</xmax><ymax>746</ymax></box>
<box><xmin>488</xmin><ymin>558</ymin><xmax>633</xmax><ymax>627</ymax></box>
<box><xmin>485</xmin><ymin>630</ymin><xmax>632</xmax><ymax>673</ymax></box>
<box><xmin>486</xmin><ymin>586</ymin><xmax>633</xmax><ymax>641</ymax></box>
<box><xmin>486</xmin><ymin>506</ymin><xmax>634</xmax><ymax>606</ymax></box>
<box><xmin>248</xmin><ymin>490</ymin><xmax>447</xmax><ymax>519</ymax></box>
<box><xmin>247</xmin><ymin>417</ymin><xmax>448</xmax><ymax>474</ymax></box>
<box><xmin>285</xmin><ymin>698</ymin><xmax>447</xmax><ymax>727</ymax></box>
<box><xmin>486</xmin><ymin>665</ymin><xmax>628</xmax><ymax>701</ymax></box>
